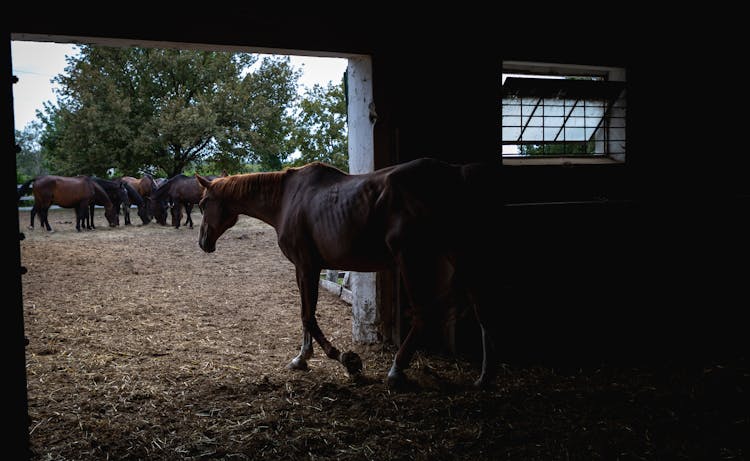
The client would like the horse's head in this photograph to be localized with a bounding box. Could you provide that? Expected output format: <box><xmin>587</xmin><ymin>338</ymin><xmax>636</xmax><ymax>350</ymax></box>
<box><xmin>196</xmin><ymin>174</ymin><xmax>238</xmax><ymax>253</ymax></box>
<box><xmin>104</xmin><ymin>203</ymin><xmax>118</xmax><ymax>227</ymax></box>
<box><xmin>137</xmin><ymin>203</ymin><xmax>151</xmax><ymax>225</ymax></box>
<box><xmin>148</xmin><ymin>196</ymin><xmax>169</xmax><ymax>225</ymax></box>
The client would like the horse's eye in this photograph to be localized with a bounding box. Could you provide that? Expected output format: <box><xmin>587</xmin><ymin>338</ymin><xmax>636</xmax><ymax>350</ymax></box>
<box><xmin>198</xmin><ymin>198</ymin><xmax>206</xmax><ymax>212</ymax></box>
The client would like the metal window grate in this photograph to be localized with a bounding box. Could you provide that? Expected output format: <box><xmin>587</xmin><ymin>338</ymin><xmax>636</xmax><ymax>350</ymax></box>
<box><xmin>502</xmin><ymin>77</ymin><xmax>626</xmax><ymax>158</ymax></box>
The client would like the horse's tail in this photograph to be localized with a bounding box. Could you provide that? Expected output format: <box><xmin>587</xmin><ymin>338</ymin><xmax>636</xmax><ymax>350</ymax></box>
<box><xmin>17</xmin><ymin>178</ymin><xmax>35</xmax><ymax>200</ymax></box>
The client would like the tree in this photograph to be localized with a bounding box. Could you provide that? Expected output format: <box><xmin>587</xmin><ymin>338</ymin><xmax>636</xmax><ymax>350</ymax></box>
<box><xmin>40</xmin><ymin>46</ymin><xmax>301</xmax><ymax>177</ymax></box>
<box><xmin>15</xmin><ymin>120</ymin><xmax>47</xmax><ymax>183</ymax></box>
<box><xmin>289</xmin><ymin>80</ymin><xmax>348</xmax><ymax>172</ymax></box>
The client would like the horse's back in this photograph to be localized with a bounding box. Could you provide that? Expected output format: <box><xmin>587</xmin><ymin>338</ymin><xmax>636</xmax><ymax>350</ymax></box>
<box><xmin>377</xmin><ymin>158</ymin><xmax>500</xmax><ymax>242</ymax></box>
<box><xmin>33</xmin><ymin>175</ymin><xmax>95</xmax><ymax>208</ymax></box>
<box><xmin>379</xmin><ymin>158</ymin><xmax>502</xmax><ymax>308</ymax></box>
<box><xmin>121</xmin><ymin>175</ymin><xmax>154</xmax><ymax>197</ymax></box>
<box><xmin>159</xmin><ymin>174</ymin><xmax>203</xmax><ymax>202</ymax></box>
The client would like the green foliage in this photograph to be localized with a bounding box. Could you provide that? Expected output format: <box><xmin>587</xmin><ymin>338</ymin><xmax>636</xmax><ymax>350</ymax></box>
<box><xmin>39</xmin><ymin>46</ymin><xmax>302</xmax><ymax>177</ymax></box>
<box><xmin>289</xmin><ymin>79</ymin><xmax>348</xmax><ymax>171</ymax></box>
<box><xmin>15</xmin><ymin>120</ymin><xmax>48</xmax><ymax>183</ymax></box>
<box><xmin>519</xmin><ymin>140</ymin><xmax>596</xmax><ymax>156</ymax></box>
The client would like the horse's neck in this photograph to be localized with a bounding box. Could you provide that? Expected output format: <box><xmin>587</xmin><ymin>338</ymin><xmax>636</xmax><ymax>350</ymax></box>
<box><xmin>235</xmin><ymin>176</ymin><xmax>284</xmax><ymax>228</ymax></box>
<box><xmin>236</xmin><ymin>195</ymin><xmax>278</xmax><ymax>229</ymax></box>
<box><xmin>94</xmin><ymin>186</ymin><xmax>112</xmax><ymax>209</ymax></box>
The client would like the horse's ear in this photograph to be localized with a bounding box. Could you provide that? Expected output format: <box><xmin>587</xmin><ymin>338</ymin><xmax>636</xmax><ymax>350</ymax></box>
<box><xmin>195</xmin><ymin>174</ymin><xmax>212</xmax><ymax>188</ymax></box>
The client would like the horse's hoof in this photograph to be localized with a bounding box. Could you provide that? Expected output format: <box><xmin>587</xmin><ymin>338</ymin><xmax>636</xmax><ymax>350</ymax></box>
<box><xmin>386</xmin><ymin>368</ymin><xmax>408</xmax><ymax>389</ymax></box>
<box><xmin>287</xmin><ymin>357</ymin><xmax>309</xmax><ymax>371</ymax></box>
<box><xmin>473</xmin><ymin>376</ymin><xmax>495</xmax><ymax>389</ymax></box>
<box><xmin>340</xmin><ymin>351</ymin><xmax>362</xmax><ymax>375</ymax></box>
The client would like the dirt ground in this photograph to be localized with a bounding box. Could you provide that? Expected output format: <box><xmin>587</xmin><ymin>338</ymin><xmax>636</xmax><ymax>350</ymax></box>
<box><xmin>19</xmin><ymin>208</ymin><xmax>748</xmax><ymax>460</ymax></box>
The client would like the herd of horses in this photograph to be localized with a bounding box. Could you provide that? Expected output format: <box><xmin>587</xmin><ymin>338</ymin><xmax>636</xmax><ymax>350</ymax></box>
<box><xmin>20</xmin><ymin>158</ymin><xmax>501</xmax><ymax>389</ymax></box>
<box><xmin>17</xmin><ymin>172</ymin><xmax>224</xmax><ymax>232</ymax></box>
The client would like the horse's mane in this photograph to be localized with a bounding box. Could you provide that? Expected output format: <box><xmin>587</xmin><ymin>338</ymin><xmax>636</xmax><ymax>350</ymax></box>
<box><xmin>211</xmin><ymin>170</ymin><xmax>288</xmax><ymax>203</ymax></box>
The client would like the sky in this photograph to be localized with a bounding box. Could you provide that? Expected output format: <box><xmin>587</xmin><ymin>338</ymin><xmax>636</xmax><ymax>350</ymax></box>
<box><xmin>10</xmin><ymin>41</ymin><xmax>348</xmax><ymax>130</ymax></box>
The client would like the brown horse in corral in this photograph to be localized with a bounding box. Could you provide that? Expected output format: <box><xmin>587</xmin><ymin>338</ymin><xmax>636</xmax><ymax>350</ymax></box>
<box><xmin>120</xmin><ymin>173</ymin><xmax>158</xmax><ymax>198</ymax></box>
<box><xmin>196</xmin><ymin>158</ymin><xmax>501</xmax><ymax>388</ymax></box>
<box><xmin>120</xmin><ymin>173</ymin><xmax>158</xmax><ymax>223</ymax></box>
<box><xmin>19</xmin><ymin>175</ymin><xmax>118</xmax><ymax>232</ymax></box>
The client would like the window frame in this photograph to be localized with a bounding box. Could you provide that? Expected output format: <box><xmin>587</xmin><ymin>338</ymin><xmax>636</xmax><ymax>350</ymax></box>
<box><xmin>502</xmin><ymin>61</ymin><xmax>627</xmax><ymax>166</ymax></box>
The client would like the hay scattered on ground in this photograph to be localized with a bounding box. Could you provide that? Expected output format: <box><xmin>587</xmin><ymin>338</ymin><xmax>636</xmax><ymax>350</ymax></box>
<box><xmin>20</xmin><ymin>208</ymin><xmax>748</xmax><ymax>460</ymax></box>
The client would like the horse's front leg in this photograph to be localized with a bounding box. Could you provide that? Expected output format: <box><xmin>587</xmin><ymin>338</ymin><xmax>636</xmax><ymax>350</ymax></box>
<box><xmin>288</xmin><ymin>329</ymin><xmax>314</xmax><ymax>371</ymax></box>
<box><xmin>123</xmin><ymin>202</ymin><xmax>131</xmax><ymax>225</ymax></box>
<box><xmin>288</xmin><ymin>266</ymin><xmax>362</xmax><ymax>376</ymax></box>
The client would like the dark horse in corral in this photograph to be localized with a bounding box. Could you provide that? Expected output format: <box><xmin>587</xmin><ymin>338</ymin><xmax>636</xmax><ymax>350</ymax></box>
<box><xmin>18</xmin><ymin>175</ymin><xmax>118</xmax><ymax>232</ymax></box>
<box><xmin>196</xmin><ymin>158</ymin><xmax>501</xmax><ymax>388</ymax></box>
<box><xmin>120</xmin><ymin>173</ymin><xmax>158</xmax><ymax>223</ymax></box>
<box><xmin>89</xmin><ymin>177</ymin><xmax>129</xmax><ymax>228</ymax></box>
<box><xmin>151</xmin><ymin>173</ymin><xmax>224</xmax><ymax>228</ymax></box>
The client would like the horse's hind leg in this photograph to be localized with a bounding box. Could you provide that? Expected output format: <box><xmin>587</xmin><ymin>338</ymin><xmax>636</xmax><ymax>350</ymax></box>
<box><xmin>87</xmin><ymin>203</ymin><xmax>95</xmax><ymax>229</ymax></box>
<box><xmin>39</xmin><ymin>207</ymin><xmax>52</xmax><ymax>232</ymax></box>
<box><xmin>171</xmin><ymin>201</ymin><xmax>182</xmax><ymax>229</ymax></box>
<box><xmin>450</xmin><ymin>253</ymin><xmax>498</xmax><ymax>388</ymax></box>
<box><xmin>185</xmin><ymin>203</ymin><xmax>194</xmax><ymax>228</ymax></box>
<box><xmin>386</xmin><ymin>252</ymin><xmax>450</xmax><ymax>388</ymax></box>
<box><xmin>468</xmin><ymin>285</ymin><xmax>497</xmax><ymax>388</ymax></box>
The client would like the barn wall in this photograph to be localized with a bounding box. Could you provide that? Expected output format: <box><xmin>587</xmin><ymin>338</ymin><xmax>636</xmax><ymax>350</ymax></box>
<box><xmin>1</xmin><ymin>31</ymin><xmax>31</xmax><ymax>460</ymax></box>
<box><xmin>367</xmin><ymin>31</ymin><xmax>748</xmax><ymax>365</ymax></box>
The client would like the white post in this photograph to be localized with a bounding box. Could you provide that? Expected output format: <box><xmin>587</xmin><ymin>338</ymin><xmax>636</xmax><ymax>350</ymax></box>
<box><xmin>347</xmin><ymin>56</ymin><xmax>379</xmax><ymax>343</ymax></box>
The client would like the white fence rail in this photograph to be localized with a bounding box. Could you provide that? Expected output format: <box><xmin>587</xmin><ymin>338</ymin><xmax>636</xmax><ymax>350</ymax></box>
<box><xmin>319</xmin><ymin>270</ymin><xmax>352</xmax><ymax>304</ymax></box>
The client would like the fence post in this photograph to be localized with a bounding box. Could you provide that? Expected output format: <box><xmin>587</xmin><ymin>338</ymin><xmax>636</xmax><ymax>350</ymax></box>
<box><xmin>347</xmin><ymin>56</ymin><xmax>379</xmax><ymax>343</ymax></box>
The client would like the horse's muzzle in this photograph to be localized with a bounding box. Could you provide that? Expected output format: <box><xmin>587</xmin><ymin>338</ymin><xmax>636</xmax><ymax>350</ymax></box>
<box><xmin>199</xmin><ymin>234</ymin><xmax>215</xmax><ymax>253</ymax></box>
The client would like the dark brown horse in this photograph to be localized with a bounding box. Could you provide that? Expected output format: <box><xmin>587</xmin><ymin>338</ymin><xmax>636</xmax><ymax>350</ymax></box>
<box><xmin>151</xmin><ymin>173</ymin><xmax>225</xmax><ymax>228</ymax></box>
<box><xmin>89</xmin><ymin>177</ymin><xmax>129</xmax><ymax>228</ymax></box>
<box><xmin>196</xmin><ymin>158</ymin><xmax>501</xmax><ymax>388</ymax></box>
<box><xmin>19</xmin><ymin>175</ymin><xmax>118</xmax><ymax>232</ymax></box>
<box><xmin>149</xmin><ymin>174</ymin><xmax>202</xmax><ymax>228</ymax></box>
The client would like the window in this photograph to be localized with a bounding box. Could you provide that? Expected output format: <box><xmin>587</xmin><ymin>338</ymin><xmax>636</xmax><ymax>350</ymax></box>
<box><xmin>502</xmin><ymin>62</ymin><xmax>626</xmax><ymax>164</ymax></box>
